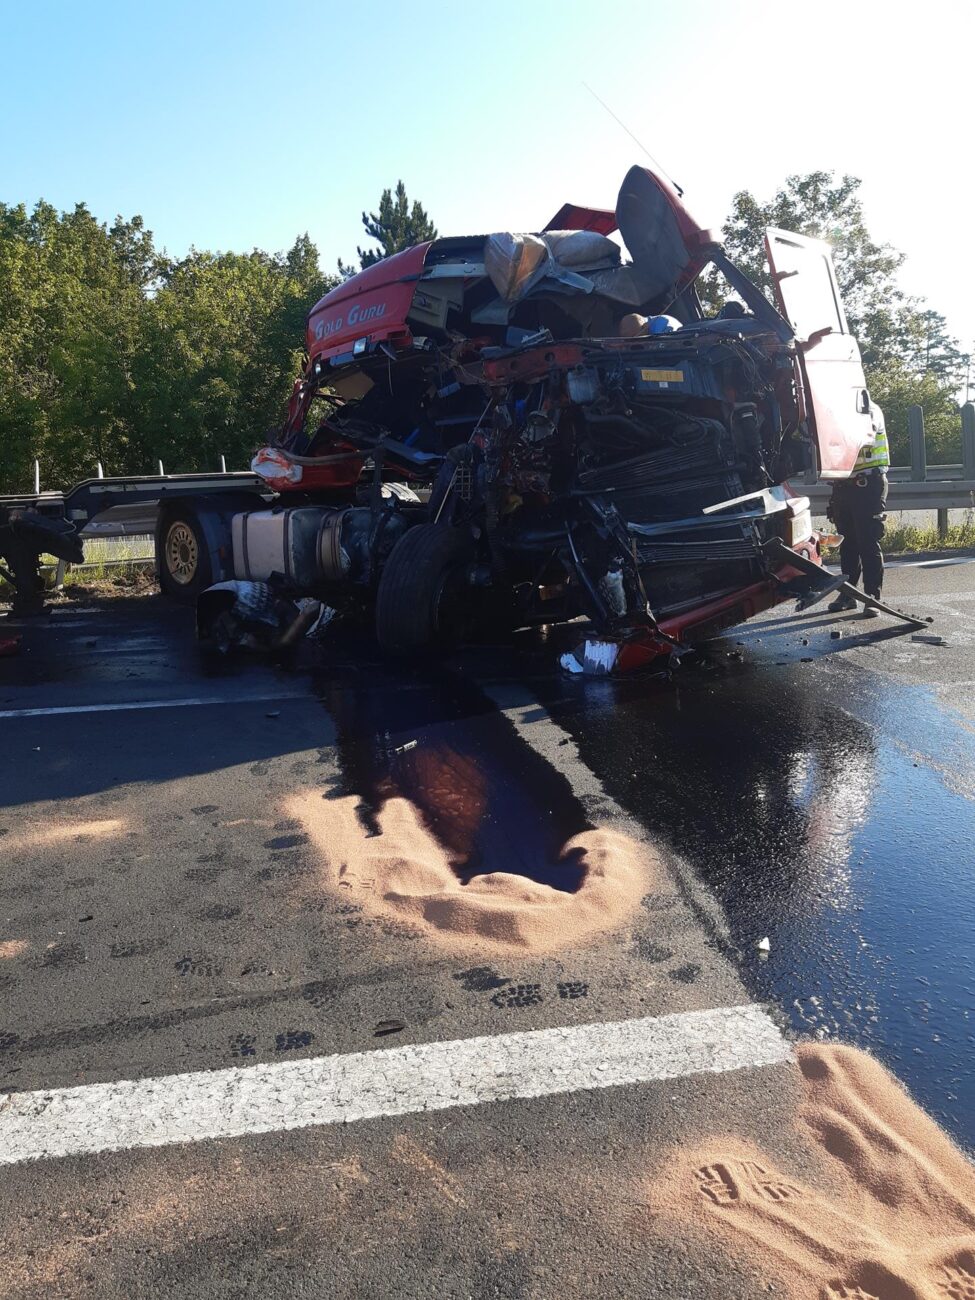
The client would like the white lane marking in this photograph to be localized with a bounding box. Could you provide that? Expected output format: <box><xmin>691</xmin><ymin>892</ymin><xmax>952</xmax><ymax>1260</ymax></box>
<box><xmin>0</xmin><ymin>692</ymin><xmax>310</xmax><ymax>719</ymax></box>
<box><xmin>0</xmin><ymin>1005</ymin><xmax>789</xmax><ymax>1166</ymax></box>
<box><xmin>887</xmin><ymin>556</ymin><xmax>975</xmax><ymax>569</ymax></box>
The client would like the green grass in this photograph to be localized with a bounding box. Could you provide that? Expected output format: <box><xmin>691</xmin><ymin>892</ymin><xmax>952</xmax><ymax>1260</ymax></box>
<box><xmin>882</xmin><ymin>518</ymin><xmax>975</xmax><ymax>554</ymax></box>
<box><xmin>0</xmin><ymin>535</ymin><xmax>156</xmax><ymax>600</ymax></box>
<box><xmin>818</xmin><ymin>510</ymin><xmax>975</xmax><ymax>558</ymax></box>
<box><xmin>58</xmin><ymin>536</ymin><xmax>154</xmax><ymax>585</ymax></box>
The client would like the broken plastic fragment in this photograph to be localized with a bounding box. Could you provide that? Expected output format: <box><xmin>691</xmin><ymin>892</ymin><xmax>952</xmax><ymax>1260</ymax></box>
<box><xmin>582</xmin><ymin>640</ymin><xmax>619</xmax><ymax>674</ymax></box>
<box><xmin>756</xmin><ymin>936</ymin><xmax>771</xmax><ymax>953</ymax></box>
<box><xmin>374</xmin><ymin>1019</ymin><xmax>406</xmax><ymax>1037</ymax></box>
<box><xmin>299</xmin><ymin>599</ymin><xmax>336</xmax><ymax>639</ymax></box>
<box><xmin>251</xmin><ymin>446</ymin><xmax>303</xmax><ymax>488</ymax></box>
<box><xmin>560</xmin><ymin>640</ymin><xmax>620</xmax><ymax>675</ymax></box>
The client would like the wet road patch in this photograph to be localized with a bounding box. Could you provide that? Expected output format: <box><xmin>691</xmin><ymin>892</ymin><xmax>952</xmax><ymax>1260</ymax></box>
<box><xmin>532</xmin><ymin>643</ymin><xmax>975</xmax><ymax>1149</ymax></box>
<box><xmin>315</xmin><ymin>659</ymin><xmax>595</xmax><ymax>893</ymax></box>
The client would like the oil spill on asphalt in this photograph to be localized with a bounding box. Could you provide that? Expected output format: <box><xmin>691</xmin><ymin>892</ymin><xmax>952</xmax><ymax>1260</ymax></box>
<box><xmin>312</xmin><ymin>655</ymin><xmax>592</xmax><ymax>892</ymax></box>
<box><xmin>531</xmin><ymin>651</ymin><xmax>975</xmax><ymax>1151</ymax></box>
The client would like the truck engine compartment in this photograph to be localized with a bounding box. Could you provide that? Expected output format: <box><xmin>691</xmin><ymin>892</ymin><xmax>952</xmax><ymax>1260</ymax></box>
<box><xmin>257</xmin><ymin>325</ymin><xmax>811</xmax><ymax>628</ymax></box>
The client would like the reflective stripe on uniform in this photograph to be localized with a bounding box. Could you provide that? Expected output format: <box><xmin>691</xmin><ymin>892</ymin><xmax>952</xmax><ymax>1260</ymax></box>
<box><xmin>854</xmin><ymin>404</ymin><xmax>891</xmax><ymax>471</ymax></box>
<box><xmin>854</xmin><ymin>427</ymin><xmax>890</xmax><ymax>471</ymax></box>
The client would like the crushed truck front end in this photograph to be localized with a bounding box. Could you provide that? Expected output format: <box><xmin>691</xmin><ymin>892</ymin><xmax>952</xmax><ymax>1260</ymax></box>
<box><xmin>181</xmin><ymin>163</ymin><xmax>864</xmax><ymax>668</ymax></box>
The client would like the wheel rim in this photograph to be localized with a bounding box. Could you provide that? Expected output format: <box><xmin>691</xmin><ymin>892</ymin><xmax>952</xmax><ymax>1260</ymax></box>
<box><xmin>165</xmin><ymin>521</ymin><xmax>198</xmax><ymax>585</ymax></box>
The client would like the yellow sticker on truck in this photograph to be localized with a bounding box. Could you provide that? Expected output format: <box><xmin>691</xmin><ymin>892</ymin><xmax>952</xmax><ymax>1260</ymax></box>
<box><xmin>640</xmin><ymin>369</ymin><xmax>684</xmax><ymax>382</ymax></box>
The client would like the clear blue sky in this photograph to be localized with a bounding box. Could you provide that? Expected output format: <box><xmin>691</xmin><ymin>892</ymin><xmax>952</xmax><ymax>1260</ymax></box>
<box><xmin>3</xmin><ymin>0</ymin><xmax>972</xmax><ymax>346</ymax></box>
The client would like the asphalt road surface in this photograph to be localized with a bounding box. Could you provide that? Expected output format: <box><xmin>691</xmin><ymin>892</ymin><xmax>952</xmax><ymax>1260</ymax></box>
<box><xmin>1</xmin><ymin>555</ymin><xmax>974</xmax><ymax>1298</ymax></box>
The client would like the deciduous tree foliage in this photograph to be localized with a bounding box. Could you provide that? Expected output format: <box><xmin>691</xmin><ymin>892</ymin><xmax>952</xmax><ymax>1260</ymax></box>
<box><xmin>0</xmin><ymin>205</ymin><xmax>334</xmax><ymax>491</ymax></box>
<box><xmin>701</xmin><ymin>171</ymin><xmax>967</xmax><ymax>462</ymax></box>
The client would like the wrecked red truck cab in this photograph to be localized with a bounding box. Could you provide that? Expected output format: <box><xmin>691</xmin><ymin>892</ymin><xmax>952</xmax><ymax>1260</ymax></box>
<box><xmin>172</xmin><ymin>164</ymin><xmax>879</xmax><ymax>670</ymax></box>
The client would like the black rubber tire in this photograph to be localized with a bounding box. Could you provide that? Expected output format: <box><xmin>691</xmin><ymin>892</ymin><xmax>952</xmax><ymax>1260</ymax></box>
<box><xmin>375</xmin><ymin>524</ymin><xmax>475</xmax><ymax>654</ymax></box>
<box><xmin>156</xmin><ymin>506</ymin><xmax>213</xmax><ymax>603</ymax></box>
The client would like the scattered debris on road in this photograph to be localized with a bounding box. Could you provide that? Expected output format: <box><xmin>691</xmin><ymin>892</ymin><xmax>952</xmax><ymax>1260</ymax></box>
<box><xmin>195</xmin><ymin>580</ymin><xmax>335</xmax><ymax>657</ymax></box>
<box><xmin>374</xmin><ymin>1019</ymin><xmax>406</xmax><ymax>1037</ymax></box>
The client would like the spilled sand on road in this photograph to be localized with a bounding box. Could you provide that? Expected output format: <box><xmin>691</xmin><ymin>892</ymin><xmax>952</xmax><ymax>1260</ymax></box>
<box><xmin>647</xmin><ymin>1042</ymin><xmax>975</xmax><ymax>1299</ymax></box>
<box><xmin>287</xmin><ymin>790</ymin><xmax>657</xmax><ymax>953</ymax></box>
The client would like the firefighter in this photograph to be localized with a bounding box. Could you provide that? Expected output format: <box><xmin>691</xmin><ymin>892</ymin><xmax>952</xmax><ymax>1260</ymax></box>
<box><xmin>828</xmin><ymin>401</ymin><xmax>890</xmax><ymax>617</ymax></box>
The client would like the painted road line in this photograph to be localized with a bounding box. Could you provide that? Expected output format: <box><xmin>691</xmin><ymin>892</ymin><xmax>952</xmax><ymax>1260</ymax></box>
<box><xmin>887</xmin><ymin>556</ymin><xmax>975</xmax><ymax>569</ymax></box>
<box><xmin>0</xmin><ymin>1005</ymin><xmax>789</xmax><ymax>1166</ymax></box>
<box><xmin>0</xmin><ymin>692</ymin><xmax>311</xmax><ymax>719</ymax></box>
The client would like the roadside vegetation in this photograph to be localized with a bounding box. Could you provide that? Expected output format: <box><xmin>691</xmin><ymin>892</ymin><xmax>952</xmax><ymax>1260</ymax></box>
<box><xmin>0</xmin><ymin>537</ymin><xmax>155</xmax><ymax>601</ymax></box>
<box><xmin>883</xmin><ymin>518</ymin><xmax>975</xmax><ymax>553</ymax></box>
<box><xmin>698</xmin><ymin>172</ymin><xmax>970</xmax><ymax>465</ymax></box>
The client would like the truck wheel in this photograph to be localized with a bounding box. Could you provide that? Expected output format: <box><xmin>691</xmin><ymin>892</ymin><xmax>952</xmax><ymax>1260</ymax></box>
<box><xmin>157</xmin><ymin>508</ymin><xmax>212</xmax><ymax>602</ymax></box>
<box><xmin>375</xmin><ymin>524</ymin><xmax>475</xmax><ymax>653</ymax></box>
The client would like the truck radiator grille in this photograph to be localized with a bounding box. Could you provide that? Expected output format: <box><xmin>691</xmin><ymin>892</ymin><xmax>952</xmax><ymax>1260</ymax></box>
<box><xmin>635</xmin><ymin>538</ymin><xmax>759</xmax><ymax>565</ymax></box>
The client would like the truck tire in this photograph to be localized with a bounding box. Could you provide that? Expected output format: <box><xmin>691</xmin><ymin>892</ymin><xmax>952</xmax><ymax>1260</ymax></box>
<box><xmin>157</xmin><ymin>506</ymin><xmax>213</xmax><ymax>602</ymax></box>
<box><xmin>375</xmin><ymin>524</ymin><xmax>475</xmax><ymax>654</ymax></box>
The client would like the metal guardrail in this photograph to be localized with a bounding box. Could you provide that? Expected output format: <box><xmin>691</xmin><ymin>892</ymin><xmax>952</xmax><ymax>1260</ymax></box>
<box><xmin>81</xmin><ymin>477</ymin><xmax>975</xmax><ymax>547</ymax></box>
<box><xmin>797</xmin><ymin>403</ymin><xmax>975</xmax><ymax>534</ymax></box>
<box><xmin>14</xmin><ymin>403</ymin><xmax>975</xmax><ymax>546</ymax></box>
<box><xmin>801</xmin><ymin>478</ymin><xmax>975</xmax><ymax>512</ymax></box>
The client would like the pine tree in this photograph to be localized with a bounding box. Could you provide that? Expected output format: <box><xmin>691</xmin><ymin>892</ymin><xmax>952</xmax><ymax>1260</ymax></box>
<box><xmin>338</xmin><ymin>181</ymin><xmax>437</xmax><ymax>276</ymax></box>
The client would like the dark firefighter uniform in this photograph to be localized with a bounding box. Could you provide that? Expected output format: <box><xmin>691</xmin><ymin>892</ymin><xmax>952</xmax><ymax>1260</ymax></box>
<box><xmin>828</xmin><ymin>402</ymin><xmax>890</xmax><ymax>614</ymax></box>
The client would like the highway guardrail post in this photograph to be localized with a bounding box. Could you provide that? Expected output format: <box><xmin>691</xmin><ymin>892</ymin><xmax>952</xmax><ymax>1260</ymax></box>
<box><xmin>962</xmin><ymin>403</ymin><xmax>975</xmax><ymax>481</ymax></box>
<box><xmin>908</xmin><ymin>405</ymin><xmax>927</xmax><ymax>482</ymax></box>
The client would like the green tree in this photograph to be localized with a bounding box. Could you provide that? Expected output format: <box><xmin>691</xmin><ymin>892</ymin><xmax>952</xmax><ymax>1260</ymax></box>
<box><xmin>0</xmin><ymin>201</ymin><xmax>334</xmax><ymax>491</ymax></box>
<box><xmin>133</xmin><ymin>238</ymin><xmax>335</xmax><ymax>473</ymax></box>
<box><xmin>339</xmin><ymin>180</ymin><xmax>437</xmax><ymax>275</ymax></box>
<box><xmin>0</xmin><ymin>200</ymin><xmax>151</xmax><ymax>489</ymax></box>
<box><xmin>911</xmin><ymin>309</ymin><xmax>968</xmax><ymax>391</ymax></box>
<box><xmin>706</xmin><ymin>172</ymin><xmax>920</xmax><ymax>369</ymax></box>
<box><xmin>867</xmin><ymin>360</ymin><xmax>961</xmax><ymax>465</ymax></box>
<box><xmin>699</xmin><ymin>171</ymin><xmax>964</xmax><ymax>464</ymax></box>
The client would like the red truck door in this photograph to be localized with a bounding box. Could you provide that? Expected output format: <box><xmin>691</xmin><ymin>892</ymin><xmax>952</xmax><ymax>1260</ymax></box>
<box><xmin>765</xmin><ymin>228</ymin><xmax>873</xmax><ymax>478</ymax></box>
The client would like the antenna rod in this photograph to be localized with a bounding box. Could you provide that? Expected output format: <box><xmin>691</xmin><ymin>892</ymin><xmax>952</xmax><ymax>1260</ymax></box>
<box><xmin>582</xmin><ymin>82</ymin><xmax>683</xmax><ymax>196</ymax></box>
